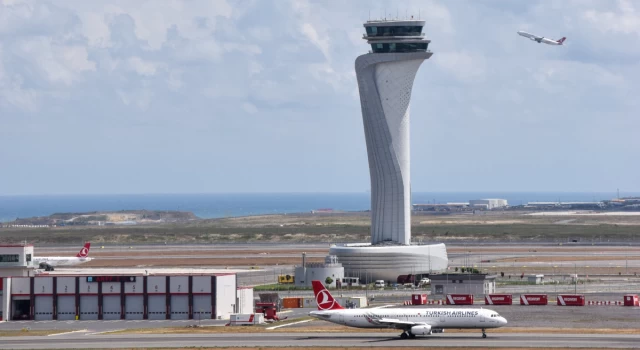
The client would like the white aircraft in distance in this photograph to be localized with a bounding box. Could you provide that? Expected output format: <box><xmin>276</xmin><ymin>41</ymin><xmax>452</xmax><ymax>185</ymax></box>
<box><xmin>34</xmin><ymin>243</ymin><xmax>93</xmax><ymax>271</ymax></box>
<box><xmin>517</xmin><ymin>31</ymin><xmax>566</xmax><ymax>45</ymax></box>
<box><xmin>309</xmin><ymin>280</ymin><xmax>507</xmax><ymax>339</ymax></box>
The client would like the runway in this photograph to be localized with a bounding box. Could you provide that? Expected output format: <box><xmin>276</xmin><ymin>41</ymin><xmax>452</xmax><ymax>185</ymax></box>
<box><xmin>3</xmin><ymin>332</ymin><xmax>640</xmax><ymax>349</ymax></box>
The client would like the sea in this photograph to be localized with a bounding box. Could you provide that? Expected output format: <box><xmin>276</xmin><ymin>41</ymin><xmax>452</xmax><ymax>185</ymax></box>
<box><xmin>1</xmin><ymin>192</ymin><xmax>637</xmax><ymax>223</ymax></box>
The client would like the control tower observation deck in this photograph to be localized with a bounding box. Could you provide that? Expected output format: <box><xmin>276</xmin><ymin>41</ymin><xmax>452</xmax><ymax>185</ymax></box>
<box><xmin>356</xmin><ymin>20</ymin><xmax>432</xmax><ymax>245</ymax></box>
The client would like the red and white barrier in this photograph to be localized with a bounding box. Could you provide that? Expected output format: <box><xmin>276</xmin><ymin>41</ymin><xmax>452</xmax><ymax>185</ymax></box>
<box><xmin>446</xmin><ymin>294</ymin><xmax>474</xmax><ymax>305</ymax></box>
<box><xmin>520</xmin><ymin>294</ymin><xmax>548</xmax><ymax>305</ymax></box>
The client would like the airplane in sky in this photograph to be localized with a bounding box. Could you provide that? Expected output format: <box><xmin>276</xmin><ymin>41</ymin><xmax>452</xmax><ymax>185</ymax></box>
<box><xmin>517</xmin><ymin>31</ymin><xmax>566</xmax><ymax>45</ymax></box>
<box><xmin>34</xmin><ymin>243</ymin><xmax>93</xmax><ymax>271</ymax></box>
<box><xmin>309</xmin><ymin>280</ymin><xmax>507</xmax><ymax>339</ymax></box>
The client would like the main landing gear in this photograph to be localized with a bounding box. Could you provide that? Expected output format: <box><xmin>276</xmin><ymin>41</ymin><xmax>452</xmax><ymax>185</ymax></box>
<box><xmin>399</xmin><ymin>331</ymin><xmax>416</xmax><ymax>339</ymax></box>
<box><xmin>482</xmin><ymin>328</ymin><xmax>487</xmax><ymax>338</ymax></box>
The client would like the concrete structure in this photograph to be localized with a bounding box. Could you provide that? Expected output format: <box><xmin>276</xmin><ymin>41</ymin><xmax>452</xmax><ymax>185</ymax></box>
<box><xmin>528</xmin><ymin>274</ymin><xmax>545</xmax><ymax>285</ymax></box>
<box><xmin>0</xmin><ymin>244</ymin><xmax>36</xmax><ymax>277</ymax></box>
<box><xmin>329</xmin><ymin>19</ymin><xmax>446</xmax><ymax>283</ymax></box>
<box><xmin>430</xmin><ymin>274</ymin><xmax>496</xmax><ymax>296</ymax></box>
<box><xmin>469</xmin><ymin>199</ymin><xmax>508</xmax><ymax>210</ymax></box>
<box><xmin>330</xmin><ymin>243</ymin><xmax>448</xmax><ymax>283</ymax></box>
<box><xmin>294</xmin><ymin>255</ymin><xmax>344</xmax><ymax>288</ymax></box>
<box><xmin>1</xmin><ymin>274</ymin><xmax>245</xmax><ymax>322</ymax></box>
<box><xmin>356</xmin><ymin>20</ymin><xmax>432</xmax><ymax>245</ymax></box>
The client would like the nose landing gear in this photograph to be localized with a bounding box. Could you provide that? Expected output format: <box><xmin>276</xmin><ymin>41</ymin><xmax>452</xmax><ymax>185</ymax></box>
<box><xmin>482</xmin><ymin>328</ymin><xmax>487</xmax><ymax>338</ymax></box>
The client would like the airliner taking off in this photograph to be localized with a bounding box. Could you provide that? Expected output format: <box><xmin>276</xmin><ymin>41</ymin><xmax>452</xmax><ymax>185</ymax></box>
<box><xmin>517</xmin><ymin>31</ymin><xmax>566</xmax><ymax>45</ymax></box>
<box><xmin>309</xmin><ymin>280</ymin><xmax>507</xmax><ymax>339</ymax></box>
<box><xmin>34</xmin><ymin>243</ymin><xmax>93</xmax><ymax>271</ymax></box>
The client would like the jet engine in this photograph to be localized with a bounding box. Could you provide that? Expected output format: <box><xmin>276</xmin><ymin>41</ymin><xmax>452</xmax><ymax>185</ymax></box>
<box><xmin>39</xmin><ymin>262</ymin><xmax>54</xmax><ymax>271</ymax></box>
<box><xmin>410</xmin><ymin>324</ymin><xmax>432</xmax><ymax>335</ymax></box>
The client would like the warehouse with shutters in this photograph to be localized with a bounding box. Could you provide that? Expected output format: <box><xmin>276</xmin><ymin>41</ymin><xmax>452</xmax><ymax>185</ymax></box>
<box><xmin>1</xmin><ymin>274</ymin><xmax>252</xmax><ymax>322</ymax></box>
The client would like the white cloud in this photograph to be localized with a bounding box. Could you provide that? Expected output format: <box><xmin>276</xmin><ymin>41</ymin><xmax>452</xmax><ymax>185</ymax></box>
<box><xmin>583</xmin><ymin>0</ymin><xmax>640</xmax><ymax>35</ymax></box>
<box><xmin>127</xmin><ymin>57</ymin><xmax>162</xmax><ymax>76</ymax></box>
<box><xmin>242</xmin><ymin>102</ymin><xmax>258</xmax><ymax>114</ymax></box>
<box><xmin>433</xmin><ymin>51</ymin><xmax>486</xmax><ymax>84</ymax></box>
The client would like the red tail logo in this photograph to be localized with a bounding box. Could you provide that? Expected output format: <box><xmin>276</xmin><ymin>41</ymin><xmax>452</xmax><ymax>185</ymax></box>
<box><xmin>558</xmin><ymin>37</ymin><xmax>566</xmax><ymax>44</ymax></box>
<box><xmin>311</xmin><ymin>280</ymin><xmax>344</xmax><ymax>310</ymax></box>
<box><xmin>76</xmin><ymin>243</ymin><xmax>91</xmax><ymax>258</ymax></box>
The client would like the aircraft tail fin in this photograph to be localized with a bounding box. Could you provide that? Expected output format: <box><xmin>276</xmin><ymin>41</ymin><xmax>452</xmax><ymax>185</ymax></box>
<box><xmin>311</xmin><ymin>280</ymin><xmax>344</xmax><ymax>310</ymax></box>
<box><xmin>558</xmin><ymin>37</ymin><xmax>566</xmax><ymax>44</ymax></box>
<box><xmin>76</xmin><ymin>243</ymin><xmax>91</xmax><ymax>257</ymax></box>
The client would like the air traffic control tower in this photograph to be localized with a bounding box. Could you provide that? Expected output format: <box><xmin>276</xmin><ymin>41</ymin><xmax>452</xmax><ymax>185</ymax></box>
<box><xmin>329</xmin><ymin>19</ymin><xmax>448</xmax><ymax>283</ymax></box>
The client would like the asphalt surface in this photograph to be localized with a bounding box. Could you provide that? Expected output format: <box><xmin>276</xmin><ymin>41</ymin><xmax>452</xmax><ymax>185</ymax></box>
<box><xmin>0</xmin><ymin>309</ymin><xmax>309</xmax><ymax>332</ymax></box>
<box><xmin>3</xmin><ymin>332</ymin><xmax>640</xmax><ymax>349</ymax></box>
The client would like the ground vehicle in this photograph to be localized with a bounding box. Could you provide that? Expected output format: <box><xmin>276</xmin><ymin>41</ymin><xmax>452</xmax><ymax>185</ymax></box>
<box><xmin>418</xmin><ymin>278</ymin><xmax>431</xmax><ymax>286</ymax></box>
<box><xmin>374</xmin><ymin>280</ymin><xmax>385</xmax><ymax>288</ymax></box>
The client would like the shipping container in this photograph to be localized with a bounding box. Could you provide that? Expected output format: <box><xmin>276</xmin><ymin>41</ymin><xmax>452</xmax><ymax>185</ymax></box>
<box><xmin>446</xmin><ymin>294</ymin><xmax>473</xmax><ymax>305</ymax></box>
<box><xmin>485</xmin><ymin>294</ymin><xmax>512</xmax><ymax>305</ymax></box>
<box><xmin>623</xmin><ymin>294</ymin><xmax>639</xmax><ymax>307</ymax></box>
<box><xmin>412</xmin><ymin>294</ymin><xmax>428</xmax><ymax>305</ymax></box>
<box><xmin>349</xmin><ymin>296</ymin><xmax>368</xmax><ymax>308</ymax></box>
<box><xmin>557</xmin><ymin>294</ymin><xmax>585</xmax><ymax>306</ymax></box>
<box><xmin>520</xmin><ymin>294</ymin><xmax>548</xmax><ymax>305</ymax></box>
<box><xmin>229</xmin><ymin>313</ymin><xmax>264</xmax><ymax>325</ymax></box>
<box><xmin>282</xmin><ymin>297</ymin><xmax>302</xmax><ymax>308</ymax></box>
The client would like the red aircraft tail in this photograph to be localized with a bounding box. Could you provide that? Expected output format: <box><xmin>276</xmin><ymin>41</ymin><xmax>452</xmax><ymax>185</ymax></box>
<box><xmin>311</xmin><ymin>280</ymin><xmax>344</xmax><ymax>311</ymax></box>
<box><xmin>558</xmin><ymin>37</ymin><xmax>566</xmax><ymax>44</ymax></box>
<box><xmin>76</xmin><ymin>243</ymin><xmax>91</xmax><ymax>257</ymax></box>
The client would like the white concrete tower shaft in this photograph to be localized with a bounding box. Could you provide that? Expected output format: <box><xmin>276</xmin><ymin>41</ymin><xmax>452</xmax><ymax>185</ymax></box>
<box><xmin>355</xmin><ymin>20</ymin><xmax>432</xmax><ymax>245</ymax></box>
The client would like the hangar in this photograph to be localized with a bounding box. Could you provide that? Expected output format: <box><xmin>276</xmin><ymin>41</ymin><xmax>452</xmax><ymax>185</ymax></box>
<box><xmin>0</xmin><ymin>244</ymin><xmax>253</xmax><ymax>322</ymax></box>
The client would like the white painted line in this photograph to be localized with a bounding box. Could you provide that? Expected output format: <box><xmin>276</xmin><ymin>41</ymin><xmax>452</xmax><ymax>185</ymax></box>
<box><xmin>48</xmin><ymin>329</ymin><xmax>88</xmax><ymax>337</ymax></box>
<box><xmin>85</xmin><ymin>329</ymin><xmax>124</xmax><ymax>336</ymax></box>
<box><xmin>266</xmin><ymin>319</ymin><xmax>313</xmax><ymax>330</ymax></box>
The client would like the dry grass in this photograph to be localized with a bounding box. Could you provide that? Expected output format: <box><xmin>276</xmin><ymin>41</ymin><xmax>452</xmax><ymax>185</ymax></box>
<box><xmin>0</xmin><ymin>330</ymin><xmax>73</xmax><ymax>337</ymax></box>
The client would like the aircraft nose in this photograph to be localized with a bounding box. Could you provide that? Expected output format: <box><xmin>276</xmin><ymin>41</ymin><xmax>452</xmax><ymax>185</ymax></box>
<box><xmin>501</xmin><ymin>317</ymin><xmax>508</xmax><ymax>325</ymax></box>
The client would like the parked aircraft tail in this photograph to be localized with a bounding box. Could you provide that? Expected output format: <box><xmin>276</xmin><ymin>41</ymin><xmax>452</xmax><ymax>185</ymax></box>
<box><xmin>76</xmin><ymin>243</ymin><xmax>91</xmax><ymax>258</ymax></box>
<box><xmin>311</xmin><ymin>280</ymin><xmax>344</xmax><ymax>311</ymax></box>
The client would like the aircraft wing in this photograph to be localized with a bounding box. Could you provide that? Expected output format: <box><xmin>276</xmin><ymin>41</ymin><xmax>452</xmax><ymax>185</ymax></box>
<box><xmin>370</xmin><ymin>305</ymin><xmax>396</xmax><ymax>309</ymax></box>
<box><xmin>518</xmin><ymin>31</ymin><xmax>541</xmax><ymax>40</ymax></box>
<box><xmin>365</xmin><ymin>315</ymin><xmax>426</xmax><ymax>329</ymax></box>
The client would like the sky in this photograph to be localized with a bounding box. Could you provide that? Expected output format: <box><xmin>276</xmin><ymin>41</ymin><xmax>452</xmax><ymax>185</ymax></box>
<box><xmin>1</xmin><ymin>0</ymin><xmax>639</xmax><ymax>195</ymax></box>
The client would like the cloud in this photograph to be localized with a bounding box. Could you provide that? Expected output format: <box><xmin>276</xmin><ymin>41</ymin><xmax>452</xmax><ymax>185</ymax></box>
<box><xmin>0</xmin><ymin>0</ymin><xmax>639</xmax><ymax>195</ymax></box>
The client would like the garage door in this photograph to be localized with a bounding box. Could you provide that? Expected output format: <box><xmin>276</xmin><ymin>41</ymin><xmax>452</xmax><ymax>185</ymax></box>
<box><xmin>170</xmin><ymin>295</ymin><xmax>189</xmax><ymax>320</ymax></box>
<box><xmin>193</xmin><ymin>295</ymin><xmax>211</xmax><ymax>320</ymax></box>
<box><xmin>103</xmin><ymin>295</ymin><xmax>121</xmax><ymax>320</ymax></box>
<box><xmin>57</xmin><ymin>296</ymin><xmax>75</xmax><ymax>320</ymax></box>
<box><xmin>80</xmin><ymin>295</ymin><xmax>99</xmax><ymax>320</ymax></box>
<box><xmin>148</xmin><ymin>295</ymin><xmax>166</xmax><ymax>320</ymax></box>
<box><xmin>125</xmin><ymin>295</ymin><xmax>144</xmax><ymax>320</ymax></box>
<box><xmin>34</xmin><ymin>296</ymin><xmax>54</xmax><ymax>320</ymax></box>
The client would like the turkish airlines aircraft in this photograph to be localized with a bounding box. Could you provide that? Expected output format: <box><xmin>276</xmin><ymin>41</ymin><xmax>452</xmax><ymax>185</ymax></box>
<box><xmin>34</xmin><ymin>243</ymin><xmax>93</xmax><ymax>271</ymax></box>
<box><xmin>309</xmin><ymin>280</ymin><xmax>507</xmax><ymax>339</ymax></box>
<box><xmin>517</xmin><ymin>31</ymin><xmax>566</xmax><ymax>45</ymax></box>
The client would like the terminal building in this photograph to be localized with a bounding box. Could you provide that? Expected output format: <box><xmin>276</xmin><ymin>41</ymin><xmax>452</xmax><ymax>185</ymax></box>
<box><xmin>0</xmin><ymin>244</ymin><xmax>253</xmax><ymax>322</ymax></box>
<box><xmin>430</xmin><ymin>274</ymin><xmax>497</xmax><ymax>296</ymax></box>
<box><xmin>329</xmin><ymin>19</ymin><xmax>448</xmax><ymax>283</ymax></box>
<box><xmin>468</xmin><ymin>199</ymin><xmax>508</xmax><ymax>210</ymax></box>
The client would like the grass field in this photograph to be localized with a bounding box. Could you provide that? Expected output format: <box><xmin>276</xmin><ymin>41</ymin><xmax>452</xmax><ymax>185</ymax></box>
<box><xmin>1</xmin><ymin>211</ymin><xmax>639</xmax><ymax>244</ymax></box>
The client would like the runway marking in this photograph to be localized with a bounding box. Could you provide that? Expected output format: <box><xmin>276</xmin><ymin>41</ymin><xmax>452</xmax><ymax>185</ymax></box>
<box><xmin>85</xmin><ymin>329</ymin><xmax>125</xmax><ymax>336</ymax></box>
<box><xmin>266</xmin><ymin>319</ymin><xmax>313</xmax><ymax>330</ymax></box>
<box><xmin>47</xmin><ymin>329</ymin><xmax>88</xmax><ymax>336</ymax></box>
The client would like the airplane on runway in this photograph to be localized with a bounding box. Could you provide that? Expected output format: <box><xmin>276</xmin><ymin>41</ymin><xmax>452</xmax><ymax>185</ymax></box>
<box><xmin>34</xmin><ymin>243</ymin><xmax>93</xmax><ymax>271</ymax></box>
<box><xmin>517</xmin><ymin>31</ymin><xmax>566</xmax><ymax>45</ymax></box>
<box><xmin>308</xmin><ymin>280</ymin><xmax>507</xmax><ymax>339</ymax></box>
